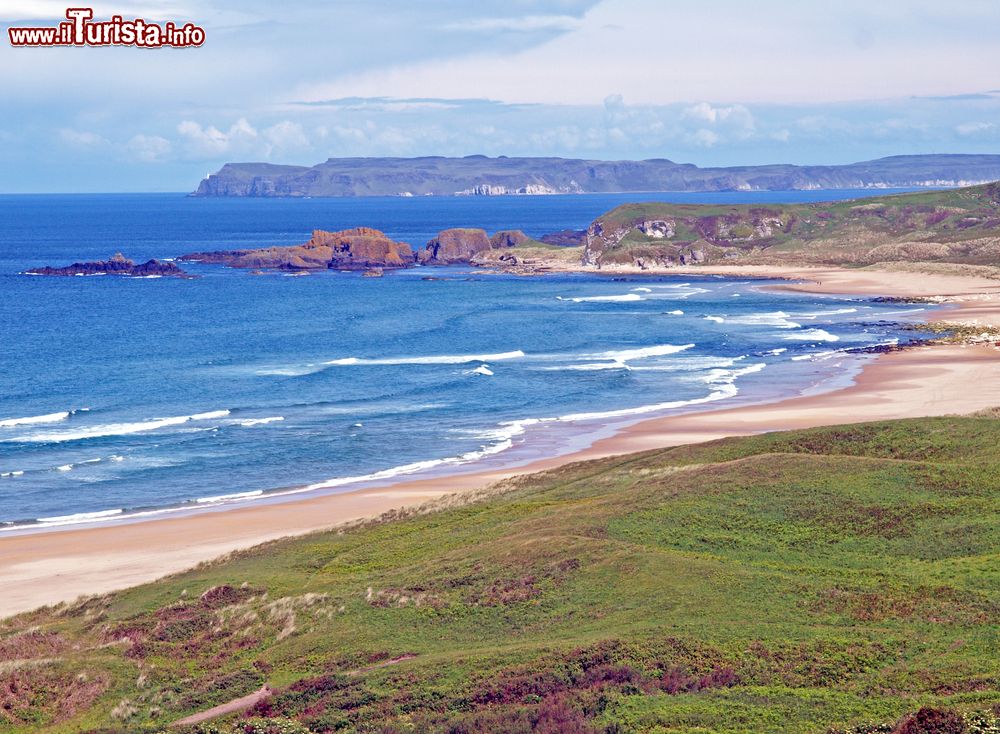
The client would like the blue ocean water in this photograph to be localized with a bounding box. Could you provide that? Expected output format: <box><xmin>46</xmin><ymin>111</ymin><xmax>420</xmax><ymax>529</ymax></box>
<box><xmin>0</xmin><ymin>190</ymin><xmax>932</xmax><ymax>528</ymax></box>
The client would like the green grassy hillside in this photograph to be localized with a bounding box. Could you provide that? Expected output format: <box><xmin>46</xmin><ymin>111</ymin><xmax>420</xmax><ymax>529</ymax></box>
<box><xmin>2</xmin><ymin>417</ymin><xmax>998</xmax><ymax>733</ymax></box>
<box><xmin>584</xmin><ymin>182</ymin><xmax>1000</xmax><ymax>268</ymax></box>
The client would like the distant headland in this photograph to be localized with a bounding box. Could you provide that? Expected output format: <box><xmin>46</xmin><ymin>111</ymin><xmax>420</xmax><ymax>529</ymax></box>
<box><xmin>191</xmin><ymin>154</ymin><xmax>1000</xmax><ymax>198</ymax></box>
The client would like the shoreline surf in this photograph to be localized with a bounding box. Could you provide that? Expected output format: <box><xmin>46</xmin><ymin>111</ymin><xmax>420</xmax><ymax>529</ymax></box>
<box><xmin>0</xmin><ymin>331</ymin><xmax>901</xmax><ymax>533</ymax></box>
<box><xmin>1</xmin><ymin>265</ymin><xmax>1000</xmax><ymax>618</ymax></box>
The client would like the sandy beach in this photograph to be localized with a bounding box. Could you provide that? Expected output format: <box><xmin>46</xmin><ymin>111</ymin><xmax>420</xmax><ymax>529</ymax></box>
<box><xmin>3</xmin><ymin>264</ymin><xmax>1000</xmax><ymax>620</ymax></box>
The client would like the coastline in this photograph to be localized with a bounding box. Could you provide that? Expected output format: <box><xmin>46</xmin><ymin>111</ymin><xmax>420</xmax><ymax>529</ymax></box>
<box><xmin>3</xmin><ymin>264</ymin><xmax>1000</xmax><ymax>619</ymax></box>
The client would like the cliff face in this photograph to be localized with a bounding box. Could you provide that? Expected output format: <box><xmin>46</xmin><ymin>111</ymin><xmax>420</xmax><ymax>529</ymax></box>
<box><xmin>191</xmin><ymin>154</ymin><xmax>1000</xmax><ymax>198</ymax></box>
<box><xmin>582</xmin><ymin>182</ymin><xmax>1000</xmax><ymax>268</ymax></box>
<box><xmin>180</xmin><ymin>227</ymin><xmax>413</xmax><ymax>270</ymax></box>
<box><xmin>417</xmin><ymin>228</ymin><xmax>498</xmax><ymax>264</ymax></box>
<box><xmin>26</xmin><ymin>253</ymin><xmax>188</xmax><ymax>277</ymax></box>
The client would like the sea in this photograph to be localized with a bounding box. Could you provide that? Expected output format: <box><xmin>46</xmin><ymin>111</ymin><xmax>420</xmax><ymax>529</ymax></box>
<box><xmin>0</xmin><ymin>189</ymin><xmax>936</xmax><ymax>530</ymax></box>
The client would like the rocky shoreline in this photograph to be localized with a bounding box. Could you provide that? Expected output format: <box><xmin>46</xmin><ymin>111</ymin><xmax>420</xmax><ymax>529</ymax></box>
<box><xmin>178</xmin><ymin>227</ymin><xmax>537</xmax><ymax>271</ymax></box>
<box><xmin>25</xmin><ymin>253</ymin><xmax>190</xmax><ymax>277</ymax></box>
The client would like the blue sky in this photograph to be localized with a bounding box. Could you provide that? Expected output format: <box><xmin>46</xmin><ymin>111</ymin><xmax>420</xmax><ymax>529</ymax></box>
<box><xmin>1</xmin><ymin>0</ymin><xmax>999</xmax><ymax>192</ymax></box>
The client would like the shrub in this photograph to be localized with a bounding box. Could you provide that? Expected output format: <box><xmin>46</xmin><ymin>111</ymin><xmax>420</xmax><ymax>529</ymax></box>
<box><xmin>894</xmin><ymin>707</ymin><xmax>967</xmax><ymax>734</ymax></box>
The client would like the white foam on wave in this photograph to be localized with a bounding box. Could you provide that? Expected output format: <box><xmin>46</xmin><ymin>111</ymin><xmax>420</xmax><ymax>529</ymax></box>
<box><xmin>537</xmin><ymin>343</ymin><xmax>695</xmax><ymax>372</ymax></box>
<box><xmin>792</xmin><ymin>350</ymin><xmax>838</xmax><ymax>362</ymax></box>
<box><xmin>549</xmin><ymin>362</ymin><xmax>631</xmax><ymax>372</ymax></box>
<box><xmin>647</xmin><ymin>284</ymin><xmax>709</xmax><ymax>298</ymax></box>
<box><xmin>632</xmin><ymin>287</ymin><xmax>653</xmax><ymax>293</ymax></box>
<box><xmin>7</xmin><ymin>410</ymin><xmax>230</xmax><ymax>443</ymax></box>
<box><xmin>35</xmin><ymin>508</ymin><xmax>124</xmax><ymax>527</ymax></box>
<box><xmin>0</xmin><ymin>411</ymin><xmax>70</xmax><ymax>428</ymax></box>
<box><xmin>557</xmin><ymin>293</ymin><xmax>644</xmax><ymax>303</ymax></box>
<box><xmin>667</xmin><ymin>310</ymin><xmax>684</xmax><ymax>315</ymax></box>
<box><xmin>718</xmin><ymin>311</ymin><xmax>802</xmax><ymax>329</ymax></box>
<box><xmin>254</xmin><ymin>366</ymin><xmax>325</xmax><ymax>376</ymax></box>
<box><xmin>629</xmin><ymin>356</ymin><xmax>744</xmax><ymax>373</ymax></box>
<box><xmin>704</xmin><ymin>316</ymin><xmax>725</xmax><ymax>323</ymax></box>
<box><xmin>196</xmin><ymin>489</ymin><xmax>264</xmax><ymax>504</ymax></box>
<box><xmin>471</xmin><ymin>365</ymin><xmax>494</xmax><ymax>376</ymax></box>
<box><xmin>590</xmin><ymin>344</ymin><xmax>694</xmax><ymax>361</ymax></box>
<box><xmin>514</xmin><ymin>360</ymin><xmax>766</xmax><ymax>424</ymax></box>
<box><xmin>2</xmin><ymin>353</ymin><xmax>773</xmax><ymax>526</ymax></box>
<box><xmin>325</xmin><ymin>350</ymin><xmax>525</xmax><ymax>366</ymax></box>
<box><xmin>1</xmin><ymin>471</ymin><xmax>25</xmax><ymax>478</ymax></box>
<box><xmin>782</xmin><ymin>328</ymin><xmax>839</xmax><ymax>342</ymax></box>
<box><xmin>765</xmin><ymin>348</ymin><xmax>788</xmax><ymax>355</ymax></box>
<box><xmin>234</xmin><ymin>416</ymin><xmax>284</xmax><ymax>427</ymax></box>
<box><xmin>792</xmin><ymin>307</ymin><xmax>858</xmax><ymax>319</ymax></box>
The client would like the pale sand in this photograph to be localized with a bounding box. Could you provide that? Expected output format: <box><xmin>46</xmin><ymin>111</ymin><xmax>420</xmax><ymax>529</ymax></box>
<box><xmin>3</xmin><ymin>265</ymin><xmax>1000</xmax><ymax>620</ymax></box>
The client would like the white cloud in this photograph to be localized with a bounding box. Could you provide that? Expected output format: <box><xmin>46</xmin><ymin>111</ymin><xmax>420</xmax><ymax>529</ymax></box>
<box><xmin>177</xmin><ymin>118</ymin><xmax>258</xmax><ymax>158</ymax></box>
<box><xmin>126</xmin><ymin>134</ymin><xmax>172</xmax><ymax>162</ymax></box>
<box><xmin>443</xmin><ymin>14</ymin><xmax>583</xmax><ymax>33</ymax></box>
<box><xmin>683</xmin><ymin>102</ymin><xmax>751</xmax><ymax>126</ymax></box>
<box><xmin>297</xmin><ymin>0</ymin><xmax>1000</xmax><ymax>106</ymax></box>
<box><xmin>263</xmin><ymin>121</ymin><xmax>310</xmax><ymax>152</ymax></box>
<box><xmin>57</xmin><ymin>128</ymin><xmax>108</xmax><ymax>148</ymax></box>
<box><xmin>955</xmin><ymin>121</ymin><xmax>996</xmax><ymax>136</ymax></box>
<box><xmin>689</xmin><ymin>129</ymin><xmax>720</xmax><ymax>148</ymax></box>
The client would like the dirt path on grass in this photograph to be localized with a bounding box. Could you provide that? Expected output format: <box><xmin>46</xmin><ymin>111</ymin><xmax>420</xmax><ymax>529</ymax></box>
<box><xmin>169</xmin><ymin>654</ymin><xmax>417</xmax><ymax>727</ymax></box>
<box><xmin>170</xmin><ymin>685</ymin><xmax>273</xmax><ymax>727</ymax></box>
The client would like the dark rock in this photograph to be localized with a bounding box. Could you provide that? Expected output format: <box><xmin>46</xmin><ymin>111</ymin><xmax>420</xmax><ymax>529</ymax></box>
<box><xmin>489</xmin><ymin>230</ymin><xmax>529</xmax><ymax>249</ymax></box>
<box><xmin>417</xmin><ymin>228</ymin><xmax>493</xmax><ymax>264</ymax></box>
<box><xmin>540</xmin><ymin>229</ymin><xmax>587</xmax><ymax>247</ymax></box>
<box><xmin>25</xmin><ymin>252</ymin><xmax>188</xmax><ymax>277</ymax></box>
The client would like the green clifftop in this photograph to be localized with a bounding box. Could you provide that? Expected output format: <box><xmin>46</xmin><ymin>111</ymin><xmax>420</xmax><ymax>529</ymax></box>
<box><xmin>584</xmin><ymin>182</ymin><xmax>1000</xmax><ymax>268</ymax></box>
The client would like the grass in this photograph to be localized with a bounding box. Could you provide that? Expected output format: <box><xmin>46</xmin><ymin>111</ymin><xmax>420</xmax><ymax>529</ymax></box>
<box><xmin>586</xmin><ymin>182</ymin><xmax>1000</xmax><ymax>268</ymax></box>
<box><xmin>1</xmin><ymin>416</ymin><xmax>998</xmax><ymax>732</ymax></box>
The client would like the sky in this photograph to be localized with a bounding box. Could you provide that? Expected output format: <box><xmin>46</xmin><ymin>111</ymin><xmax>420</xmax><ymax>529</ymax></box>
<box><xmin>1</xmin><ymin>0</ymin><xmax>999</xmax><ymax>192</ymax></box>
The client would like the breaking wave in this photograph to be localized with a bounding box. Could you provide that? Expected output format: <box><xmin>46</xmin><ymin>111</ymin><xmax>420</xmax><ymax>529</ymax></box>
<box><xmin>782</xmin><ymin>329</ymin><xmax>840</xmax><ymax>342</ymax></box>
<box><xmin>0</xmin><ymin>411</ymin><xmax>70</xmax><ymax>428</ymax></box>
<box><xmin>325</xmin><ymin>350</ymin><xmax>525</xmax><ymax>366</ymax></box>
<box><xmin>557</xmin><ymin>293</ymin><xmax>643</xmax><ymax>303</ymax></box>
<box><xmin>233</xmin><ymin>416</ymin><xmax>284</xmax><ymax>427</ymax></box>
<box><xmin>5</xmin><ymin>410</ymin><xmax>231</xmax><ymax>443</ymax></box>
<box><xmin>34</xmin><ymin>508</ymin><xmax>124</xmax><ymax>528</ymax></box>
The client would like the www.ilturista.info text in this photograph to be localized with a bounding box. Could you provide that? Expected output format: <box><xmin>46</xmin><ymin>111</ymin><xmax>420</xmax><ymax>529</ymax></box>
<box><xmin>8</xmin><ymin>8</ymin><xmax>205</xmax><ymax>48</ymax></box>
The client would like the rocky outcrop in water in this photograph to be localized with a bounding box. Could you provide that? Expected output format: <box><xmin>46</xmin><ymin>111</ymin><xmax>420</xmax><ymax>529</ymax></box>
<box><xmin>180</xmin><ymin>228</ymin><xmax>413</xmax><ymax>270</ymax></box>
<box><xmin>489</xmin><ymin>230</ymin><xmax>530</xmax><ymax>249</ymax></box>
<box><xmin>25</xmin><ymin>253</ymin><xmax>188</xmax><ymax>277</ymax></box>
<box><xmin>417</xmin><ymin>228</ymin><xmax>502</xmax><ymax>264</ymax></box>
